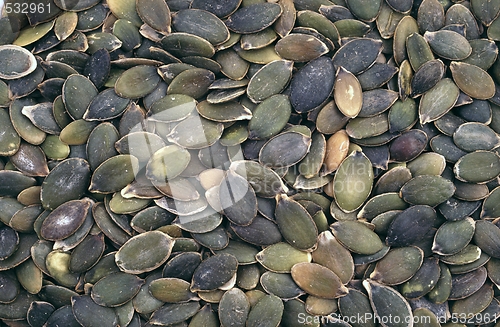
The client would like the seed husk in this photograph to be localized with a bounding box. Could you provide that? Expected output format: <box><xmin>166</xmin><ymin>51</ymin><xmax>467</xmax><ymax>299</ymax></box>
<box><xmin>454</xmin><ymin>150</ymin><xmax>500</xmax><ymax>184</ymax></box>
<box><xmin>191</xmin><ymin>253</ymin><xmax>238</xmax><ymax>292</ymax></box>
<box><xmin>370</xmin><ymin>246</ymin><xmax>424</xmax><ymax>285</ymax></box>
<box><xmin>333</xmin><ymin>150</ymin><xmax>374</xmax><ymax>213</ymax></box>
<box><xmin>363</xmin><ymin>279</ymin><xmax>413</xmax><ymax>327</ymax></box>
<box><xmin>291</xmin><ymin>262</ymin><xmax>348</xmax><ymax>299</ymax></box>
<box><xmin>331</xmin><ymin>221</ymin><xmax>384</xmax><ymax>255</ymax></box>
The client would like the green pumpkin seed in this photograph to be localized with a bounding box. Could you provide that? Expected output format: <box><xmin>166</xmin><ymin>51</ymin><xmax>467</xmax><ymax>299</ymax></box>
<box><xmin>218</xmin><ymin>288</ymin><xmax>250</xmax><ymax>327</ymax></box>
<box><xmin>433</xmin><ymin>218</ymin><xmax>475</xmax><ymax>256</ymax></box>
<box><xmin>419</xmin><ymin>78</ymin><xmax>460</xmax><ymax>124</ymax></box>
<box><xmin>0</xmin><ymin>45</ymin><xmax>37</xmax><ymax>80</ymax></box>
<box><xmin>345</xmin><ymin>0</ymin><xmax>383</xmax><ymax>22</ymax></box>
<box><xmin>406</xmin><ymin>33</ymin><xmax>434</xmax><ymax>71</ymax></box>
<box><xmin>218</xmin><ymin>170</ymin><xmax>256</xmax><ymax>225</ymax></box>
<box><xmin>256</xmin><ymin>242</ymin><xmax>311</xmax><ymax>273</ymax></box>
<box><xmin>173</xmin><ymin>9</ymin><xmax>229</xmax><ymax>45</ymax></box>
<box><xmin>89</xmin><ymin>154</ymin><xmax>139</xmax><ymax>193</ymax></box>
<box><xmin>400</xmin><ymin>175</ymin><xmax>455</xmax><ymax>206</ymax></box>
<box><xmin>191</xmin><ymin>253</ymin><xmax>238</xmax><ymax>291</ymax></box>
<box><xmin>40</xmin><ymin>199</ymin><xmax>91</xmax><ymax>241</ymax></box>
<box><xmin>246</xmin><ymin>294</ymin><xmax>283</xmax><ymax>327</ymax></box>
<box><xmin>312</xmin><ymin>231</ymin><xmax>354</xmax><ymax>284</ymax></box>
<box><xmin>149</xmin><ymin>278</ymin><xmax>197</xmax><ymax>303</ymax></box>
<box><xmin>247</xmin><ymin>60</ymin><xmax>293</xmax><ymax>103</ymax></box>
<box><xmin>400</xmin><ymin>257</ymin><xmax>441</xmax><ymax>299</ymax></box>
<box><xmin>72</xmin><ymin>295</ymin><xmax>118</xmax><ymax>327</ymax></box>
<box><xmin>439</xmin><ymin>244</ymin><xmax>481</xmax><ymax>265</ymax></box>
<box><xmin>230</xmin><ymin>160</ymin><xmax>288</xmax><ymax>197</ymax></box>
<box><xmin>331</xmin><ymin>221</ymin><xmax>384</xmax><ymax>255</ymax></box>
<box><xmin>260</xmin><ymin>271</ymin><xmax>305</xmax><ymax>300</ymax></box>
<box><xmin>393</xmin><ymin>16</ymin><xmax>419</xmax><ymax>65</ymax></box>
<box><xmin>21</xmin><ymin>102</ymin><xmax>61</xmax><ymax>135</ymax></box>
<box><xmin>474</xmin><ymin>220</ymin><xmax>500</xmax><ymax>259</ymax></box>
<box><xmin>291</xmin><ymin>262</ymin><xmax>348</xmax><ymax>299</ymax></box>
<box><xmin>428</xmin><ymin>262</ymin><xmax>452</xmax><ymax>304</ymax></box>
<box><xmin>62</xmin><ymin>74</ymin><xmax>98</xmax><ymax>120</ymax></box>
<box><xmin>338</xmin><ymin>288</ymin><xmax>376</xmax><ymax>327</ymax></box>
<box><xmin>275</xmin><ymin>194</ymin><xmax>318</xmax><ymax>251</ymax></box>
<box><xmin>424</xmin><ymin>30</ymin><xmax>471</xmax><ymax>60</ymax></box>
<box><xmin>10</xmin><ymin>143</ymin><xmax>49</xmax><ymax>177</ymax></box>
<box><xmin>161</xmin><ymin>33</ymin><xmax>215</xmax><ymax>58</ymax></box>
<box><xmin>346</xmin><ymin>113</ymin><xmax>389</xmax><ymax>139</ymax></box>
<box><xmin>275</xmin><ymin>34</ymin><xmax>328</xmax><ymax>62</ymax></box>
<box><xmin>167</xmin><ymin>68</ymin><xmax>215</xmax><ymax>99</ymax></box>
<box><xmin>411</xmin><ymin>59</ymin><xmax>444</xmax><ymax>97</ymax></box>
<box><xmin>363</xmin><ymin>279</ymin><xmax>413</xmax><ymax>327</ymax></box>
<box><xmin>150</xmin><ymin>302</ymin><xmax>200</xmax><ymax>325</ymax></box>
<box><xmin>259</xmin><ymin>131</ymin><xmax>311</xmax><ymax>168</ymax></box>
<box><xmin>290</xmin><ymin>56</ymin><xmax>335</xmax><ymax>113</ymax></box>
<box><xmin>450</xmin><ymin>61</ymin><xmax>496</xmax><ymax>100</ymax></box>
<box><xmin>370</xmin><ymin>246</ymin><xmax>423</xmax><ymax>285</ymax></box>
<box><xmin>333</xmin><ymin>151</ymin><xmax>374</xmax><ymax>213</ymax></box>
<box><xmin>9</xmin><ymin>98</ymin><xmax>46</xmax><ymax>146</ymax></box>
<box><xmin>451</xmin><ymin>282</ymin><xmax>493</xmax><ymax>316</ymax></box>
<box><xmin>226</xmin><ymin>3</ymin><xmax>282</xmax><ymax>34</ymax></box>
<box><xmin>45</xmin><ymin>251</ymin><xmax>80</xmax><ymax>288</ymax></box>
<box><xmin>196</xmin><ymin>100</ymin><xmax>252</xmax><ymax>122</ymax></box>
<box><xmin>449</xmin><ymin>266</ymin><xmax>487</xmax><ymax>300</ymax></box>
<box><xmin>386</xmin><ymin>205</ymin><xmax>436</xmax><ymax>247</ymax></box>
<box><xmin>168</xmin><ymin>116</ymin><xmax>224</xmax><ymax>149</ymax></box>
<box><xmin>454</xmin><ymin>150</ymin><xmax>500</xmax><ymax>184</ymax></box>
<box><xmin>115</xmin><ymin>231</ymin><xmax>174</xmax><ymax>274</ymax></box>
<box><xmin>91</xmin><ymin>272</ymin><xmax>143</xmax><ymax>307</ymax></box>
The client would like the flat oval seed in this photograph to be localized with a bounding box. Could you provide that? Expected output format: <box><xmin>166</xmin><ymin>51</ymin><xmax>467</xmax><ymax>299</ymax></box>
<box><xmin>433</xmin><ymin>218</ymin><xmax>475</xmax><ymax>256</ymax></box>
<box><xmin>424</xmin><ymin>30</ymin><xmax>472</xmax><ymax>60</ymax></box>
<box><xmin>145</xmin><ymin>145</ymin><xmax>191</xmax><ymax>184</ymax></box>
<box><xmin>400</xmin><ymin>175</ymin><xmax>455</xmax><ymax>206</ymax></box>
<box><xmin>149</xmin><ymin>303</ymin><xmax>200</xmax><ymax>326</ymax></box>
<box><xmin>161</xmin><ymin>33</ymin><xmax>215</xmax><ymax>58</ymax></box>
<box><xmin>290</xmin><ymin>56</ymin><xmax>335</xmax><ymax>113</ymax></box>
<box><xmin>219</xmin><ymin>171</ymin><xmax>257</xmax><ymax>226</ymax></box>
<box><xmin>454</xmin><ymin>151</ymin><xmax>500</xmax><ymax>184</ymax></box>
<box><xmin>410</xmin><ymin>59</ymin><xmax>444</xmax><ymax>97</ymax></box>
<box><xmin>72</xmin><ymin>295</ymin><xmax>118</xmax><ymax>327</ymax></box>
<box><xmin>363</xmin><ymin>279</ymin><xmax>413</xmax><ymax>327</ymax></box>
<box><xmin>333</xmin><ymin>151</ymin><xmax>374</xmax><ymax>213</ymax></box>
<box><xmin>136</xmin><ymin>0</ymin><xmax>171</xmax><ymax>34</ymax></box>
<box><xmin>454</xmin><ymin>122</ymin><xmax>500</xmax><ymax>152</ymax></box>
<box><xmin>260</xmin><ymin>271</ymin><xmax>304</xmax><ymax>300</ymax></box>
<box><xmin>40</xmin><ymin>158</ymin><xmax>90</xmax><ymax>210</ymax></box>
<box><xmin>312</xmin><ymin>231</ymin><xmax>354</xmax><ymax>284</ymax></box>
<box><xmin>259</xmin><ymin>131</ymin><xmax>311</xmax><ymax>168</ymax></box>
<box><xmin>0</xmin><ymin>45</ymin><xmax>37</xmax><ymax>79</ymax></box>
<box><xmin>389</xmin><ymin>129</ymin><xmax>427</xmax><ymax>162</ymax></box>
<box><xmin>386</xmin><ymin>205</ymin><xmax>436</xmax><ymax>247</ymax></box>
<box><xmin>334</xmin><ymin>67</ymin><xmax>363</xmax><ymax>118</ymax></box>
<box><xmin>400</xmin><ymin>257</ymin><xmax>441</xmax><ymax>299</ymax></box>
<box><xmin>196</xmin><ymin>100</ymin><xmax>252</xmax><ymax>122</ymax></box>
<box><xmin>230</xmin><ymin>160</ymin><xmax>288</xmax><ymax>198</ymax></box>
<box><xmin>332</xmin><ymin>38</ymin><xmax>383</xmax><ymax>74</ymax></box>
<box><xmin>89</xmin><ymin>155</ymin><xmax>139</xmax><ymax>194</ymax></box>
<box><xmin>230</xmin><ymin>214</ymin><xmax>282</xmax><ymax>247</ymax></box>
<box><xmin>275</xmin><ymin>194</ymin><xmax>318</xmax><ymax>251</ymax></box>
<box><xmin>91</xmin><ymin>272</ymin><xmax>143</xmax><ymax>307</ymax></box>
<box><xmin>10</xmin><ymin>143</ymin><xmax>49</xmax><ymax>177</ymax></box>
<box><xmin>62</xmin><ymin>74</ymin><xmax>98</xmax><ymax>120</ymax></box>
<box><xmin>370</xmin><ymin>246</ymin><xmax>424</xmax><ymax>285</ymax></box>
<box><xmin>226</xmin><ymin>3</ymin><xmax>282</xmax><ymax>34</ymax></box>
<box><xmin>345</xmin><ymin>0</ymin><xmax>383</xmax><ymax>22</ymax></box>
<box><xmin>172</xmin><ymin>9</ymin><xmax>229</xmax><ymax>45</ymax></box>
<box><xmin>256</xmin><ymin>242</ymin><xmax>311</xmax><ymax>273</ymax></box>
<box><xmin>114</xmin><ymin>65</ymin><xmax>161</xmax><ymax>99</ymax></box>
<box><xmin>474</xmin><ymin>220</ymin><xmax>500</xmax><ymax>258</ymax></box>
<box><xmin>246</xmin><ymin>294</ymin><xmax>284</xmax><ymax>327</ymax></box>
<box><xmin>40</xmin><ymin>199</ymin><xmax>91</xmax><ymax>241</ymax></box>
<box><xmin>248</xmin><ymin>94</ymin><xmax>291</xmax><ymax>140</ymax></box>
<box><xmin>83</xmin><ymin>88</ymin><xmax>131</xmax><ymax>121</ymax></box>
<box><xmin>419</xmin><ymin>78</ymin><xmax>460</xmax><ymax>124</ymax></box>
<box><xmin>450</xmin><ymin>61</ymin><xmax>496</xmax><ymax>100</ymax></box>
<box><xmin>191</xmin><ymin>253</ymin><xmax>238</xmax><ymax>292</ymax></box>
<box><xmin>331</xmin><ymin>221</ymin><xmax>384</xmax><ymax>255</ymax></box>
<box><xmin>167</xmin><ymin>116</ymin><xmax>223</xmax><ymax>149</ymax></box>
<box><xmin>449</xmin><ymin>266</ymin><xmax>487</xmax><ymax>300</ymax></box>
<box><xmin>115</xmin><ymin>231</ymin><xmax>174</xmax><ymax>274</ymax></box>
<box><xmin>149</xmin><ymin>278</ymin><xmax>197</xmax><ymax>303</ymax></box>
<box><xmin>275</xmin><ymin>34</ymin><xmax>328</xmax><ymax>62</ymax></box>
<box><xmin>219</xmin><ymin>288</ymin><xmax>250</xmax><ymax>327</ymax></box>
<box><xmin>291</xmin><ymin>262</ymin><xmax>348</xmax><ymax>299</ymax></box>
<box><xmin>247</xmin><ymin>60</ymin><xmax>293</xmax><ymax>103</ymax></box>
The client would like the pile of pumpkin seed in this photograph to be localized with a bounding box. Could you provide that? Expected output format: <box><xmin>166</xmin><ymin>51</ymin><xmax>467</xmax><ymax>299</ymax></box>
<box><xmin>5</xmin><ymin>0</ymin><xmax>500</xmax><ymax>326</ymax></box>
